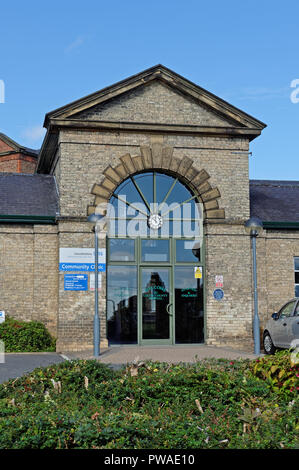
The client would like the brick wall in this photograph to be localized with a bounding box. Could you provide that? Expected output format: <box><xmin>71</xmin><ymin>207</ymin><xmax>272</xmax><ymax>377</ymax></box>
<box><xmin>75</xmin><ymin>81</ymin><xmax>235</xmax><ymax>127</ymax></box>
<box><xmin>0</xmin><ymin>136</ymin><xmax>37</xmax><ymax>173</ymax></box>
<box><xmin>56</xmin><ymin>222</ymin><xmax>107</xmax><ymax>351</ymax></box>
<box><xmin>0</xmin><ymin>224</ymin><xmax>58</xmax><ymax>336</ymax></box>
<box><xmin>0</xmin><ymin>154</ymin><xmax>37</xmax><ymax>173</ymax></box>
<box><xmin>56</xmin><ymin>129</ymin><xmax>249</xmax><ymax>220</ymax></box>
<box><xmin>257</xmin><ymin>230</ymin><xmax>299</xmax><ymax>328</ymax></box>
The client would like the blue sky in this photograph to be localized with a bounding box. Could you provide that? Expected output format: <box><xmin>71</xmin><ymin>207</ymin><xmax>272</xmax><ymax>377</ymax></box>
<box><xmin>0</xmin><ymin>0</ymin><xmax>298</xmax><ymax>180</ymax></box>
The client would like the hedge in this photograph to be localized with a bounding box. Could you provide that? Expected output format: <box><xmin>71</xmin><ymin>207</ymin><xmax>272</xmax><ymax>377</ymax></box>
<box><xmin>0</xmin><ymin>316</ymin><xmax>56</xmax><ymax>352</ymax></box>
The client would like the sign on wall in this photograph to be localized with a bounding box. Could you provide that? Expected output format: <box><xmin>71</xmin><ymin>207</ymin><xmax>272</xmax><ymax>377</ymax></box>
<box><xmin>89</xmin><ymin>273</ymin><xmax>102</xmax><ymax>291</ymax></box>
<box><xmin>213</xmin><ymin>288</ymin><xmax>224</xmax><ymax>301</ymax></box>
<box><xmin>194</xmin><ymin>267</ymin><xmax>202</xmax><ymax>279</ymax></box>
<box><xmin>59</xmin><ymin>248</ymin><xmax>106</xmax><ymax>272</ymax></box>
<box><xmin>215</xmin><ymin>275</ymin><xmax>223</xmax><ymax>288</ymax></box>
<box><xmin>64</xmin><ymin>274</ymin><xmax>88</xmax><ymax>291</ymax></box>
<box><xmin>0</xmin><ymin>311</ymin><xmax>5</xmax><ymax>324</ymax></box>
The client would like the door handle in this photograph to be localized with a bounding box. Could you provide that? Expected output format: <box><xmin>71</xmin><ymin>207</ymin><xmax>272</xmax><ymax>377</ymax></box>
<box><xmin>166</xmin><ymin>303</ymin><xmax>173</xmax><ymax>316</ymax></box>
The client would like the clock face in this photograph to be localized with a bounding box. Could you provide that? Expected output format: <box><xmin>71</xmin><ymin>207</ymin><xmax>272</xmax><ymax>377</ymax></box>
<box><xmin>148</xmin><ymin>214</ymin><xmax>163</xmax><ymax>230</ymax></box>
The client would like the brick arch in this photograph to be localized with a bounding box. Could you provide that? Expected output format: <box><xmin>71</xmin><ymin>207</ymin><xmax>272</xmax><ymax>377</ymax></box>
<box><xmin>87</xmin><ymin>144</ymin><xmax>225</xmax><ymax>219</ymax></box>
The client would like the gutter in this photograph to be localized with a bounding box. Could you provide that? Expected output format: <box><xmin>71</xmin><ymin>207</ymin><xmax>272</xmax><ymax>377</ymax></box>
<box><xmin>0</xmin><ymin>214</ymin><xmax>56</xmax><ymax>224</ymax></box>
<box><xmin>263</xmin><ymin>221</ymin><xmax>299</xmax><ymax>229</ymax></box>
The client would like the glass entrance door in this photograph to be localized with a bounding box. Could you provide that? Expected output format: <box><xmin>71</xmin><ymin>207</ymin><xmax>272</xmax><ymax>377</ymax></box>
<box><xmin>140</xmin><ymin>267</ymin><xmax>172</xmax><ymax>344</ymax></box>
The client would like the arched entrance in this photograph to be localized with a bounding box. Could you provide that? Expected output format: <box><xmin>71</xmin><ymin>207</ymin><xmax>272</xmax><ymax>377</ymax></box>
<box><xmin>105</xmin><ymin>170</ymin><xmax>205</xmax><ymax>345</ymax></box>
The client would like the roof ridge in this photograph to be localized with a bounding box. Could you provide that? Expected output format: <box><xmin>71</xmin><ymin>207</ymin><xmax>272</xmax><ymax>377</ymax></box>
<box><xmin>0</xmin><ymin>132</ymin><xmax>39</xmax><ymax>156</ymax></box>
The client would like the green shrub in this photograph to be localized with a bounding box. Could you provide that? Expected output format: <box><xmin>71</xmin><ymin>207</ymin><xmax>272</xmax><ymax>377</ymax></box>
<box><xmin>0</xmin><ymin>358</ymin><xmax>297</xmax><ymax>449</ymax></box>
<box><xmin>0</xmin><ymin>316</ymin><xmax>56</xmax><ymax>352</ymax></box>
<box><xmin>249</xmin><ymin>350</ymin><xmax>299</xmax><ymax>398</ymax></box>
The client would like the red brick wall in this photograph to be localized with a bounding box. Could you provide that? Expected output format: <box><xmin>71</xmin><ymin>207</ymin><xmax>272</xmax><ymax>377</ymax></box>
<box><xmin>0</xmin><ymin>136</ymin><xmax>37</xmax><ymax>173</ymax></box>
<box><xmin>20</xmin><ymin>158</ymin><xmax>37</xmax><ymax>173</ymax></box>
<box><xmin>0</xmin><ymin>140</ymin><xmax>13</xmax><ymax>152</ymax></box>
<box><xmin>0</xmin><ymin>158</ymin><xmax>19</xmax><ymax>172</ymax></box>
<box><xmin>0</xmin><ymin>154</ymin><xmax>37</xmax><ymax>173</ymax></box>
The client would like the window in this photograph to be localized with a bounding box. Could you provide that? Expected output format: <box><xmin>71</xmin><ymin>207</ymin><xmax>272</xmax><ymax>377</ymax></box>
<box><xmin>107</xmin><ymin>171</ymin><xmax>202</xmax><ymax>238</ymax></box>
<box><xmin>295</xmin><ymin>257</ymin><xmax>299</xmax><ymax>297</ymax></box>
<box><xmin>109</xmin><ymin>239</ymin><xmax>135</xmax><ymax>261</ymax></box>
<box><xmin>107</xmin><ymin>266</ymin><xmax>138</xmax><ymax>344</ymax></box>
<box><xmin>279</xmin><ymin>300</ymin><xmax>296</xmax><ymax>318</ymax></box>
<box><xmin>175</xmin><ymin>239</ymin><xmax>201</xmax><ymax>262</ymax></box>
<box><xmin>141</xmin><ymin>239</ymin><xmax>170</xmax><ymax>262</ymax></box>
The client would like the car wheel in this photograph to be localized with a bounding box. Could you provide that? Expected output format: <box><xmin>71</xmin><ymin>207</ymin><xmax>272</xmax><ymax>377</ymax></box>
<box><xmin>263</xmin><ymin>331</ymin><xmax>276</xmax><ymax>355</ymax></box>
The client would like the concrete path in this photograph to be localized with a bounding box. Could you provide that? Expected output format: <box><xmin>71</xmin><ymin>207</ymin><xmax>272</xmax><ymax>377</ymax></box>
<box><xmin>64</xmin><ymin>344</ymin><xmax>259</xmax><ymax>366</ymax></box>
<box><xmin>0</xmin><ymin>353</ymin><xmax>65</xmax><ymax>384</ymax></box>
<box><xmin>0</xmin><ymin>346</ymin><xmax>260</xmax><ymax>384</ymax></box>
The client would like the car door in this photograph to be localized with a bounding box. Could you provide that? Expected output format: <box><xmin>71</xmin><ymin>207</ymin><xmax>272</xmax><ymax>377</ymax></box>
<box><xmin>273</xmin><ymin>300</ymin><xmax>297</xmax><ymax>347</ymax></box>
<box><xmin>286</xmin><ymin>299</ymin><xmax>299</xmax><ymax>346</ymax></box>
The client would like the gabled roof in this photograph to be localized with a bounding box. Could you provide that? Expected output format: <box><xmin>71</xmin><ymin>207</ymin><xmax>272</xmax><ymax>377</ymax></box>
<box><xmin>0</xmin><ymin>173</ymin><xmax>58</xmax><ymax>219</ymax></box>
<box><xmin>250</xmin><ymin>180</ymin><xmax>299</xmax><ymax>226</ymax></box>
<box><xmin>44</xmin><ymin>64</ymin><xmax>266</xmax><ymax>130</ymax></box>
<box><xmin>0</xmin><ymin>132</ymin><xmax>39</xmax><ymax>157</ymax></box>
<box><xmin>38</xmin><ymin>65</ymin><xmax>267</xmax><ymax>173</ymax></box>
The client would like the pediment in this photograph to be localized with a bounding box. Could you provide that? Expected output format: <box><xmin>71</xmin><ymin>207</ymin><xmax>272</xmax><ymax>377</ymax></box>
<box><xmin>71</xmin><ymin>80</ymin><xmax>236</xmax><ymax>127</ymax></box>
<box><xmin>44</xmin><ymin>65</ymin><xmax>266</xmax><ymax>131</ymax></box>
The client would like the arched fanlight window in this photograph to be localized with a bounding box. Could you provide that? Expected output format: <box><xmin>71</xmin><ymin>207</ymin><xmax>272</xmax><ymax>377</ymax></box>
<box><xmin>106</xmin><ymin>171</ymin><xmax>203</xmax><ymax>239</ymax></box>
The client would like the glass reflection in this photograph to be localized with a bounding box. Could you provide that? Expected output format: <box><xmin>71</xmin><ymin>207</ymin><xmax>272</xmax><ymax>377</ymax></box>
<box><xmin>141</xmin><ymin>239</ymin><xmax>169</xmax><ymax>262</ymax></box>
<box><xmin>107</xmin><ymin>266</ymin><xmax>137</xmax><ymax>344</ymax></box>
<box><xmin>142</xmin><ymin>269</ymin><xmax>170</xmax><ymax>340</ymax></box>
<box><xmin>109</xmin><ymin>239</ymin><xmax>135</xmax><ymax>261</ymax></box>
<box><xmin>175</xmin><ymin>266</ymin><xmax>204</xmax><ymax>343</ymax></box>
<box><xmin>108</xmin><ymin>172</ymin><xmax>202</xmax><ymax>238</ymax></box>
<box><xmin>176</xmin><ymin>239</ymin><xmax>201</xmax><ymax>262</ymax></box>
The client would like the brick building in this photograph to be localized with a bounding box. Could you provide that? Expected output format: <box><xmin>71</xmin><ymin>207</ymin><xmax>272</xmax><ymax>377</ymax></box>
<box><xmin>0</xmin><ymin>133</ymin><xmax>38</xmax><ymax>173</ymax></box>
<box><xmin>0</xmin><ymin>65</ymin><xmax>298</xmax><ymax>352</ymax></box>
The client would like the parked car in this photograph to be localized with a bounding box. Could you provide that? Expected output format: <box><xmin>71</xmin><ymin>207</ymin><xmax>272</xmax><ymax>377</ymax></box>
<box><xmin>263</xmin><ymin>298</ymin><xmax>299</xmax><ymax>354</ymax></box>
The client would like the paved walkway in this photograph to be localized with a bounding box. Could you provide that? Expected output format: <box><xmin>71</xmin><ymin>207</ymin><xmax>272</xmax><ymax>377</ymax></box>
<box><xmin>63</xmin><ymin>344</ymin><xmax>259</xmax><ymax>365</ymax></box>
<box><xmin>0</xmin><ymin>346</ymin><xmax>261</xmax><ymax>384</ymax></box>
<box><xmin>0</xmin><ymin>353</ymin><xmax>65</xmax><ymax>384</ymax></box>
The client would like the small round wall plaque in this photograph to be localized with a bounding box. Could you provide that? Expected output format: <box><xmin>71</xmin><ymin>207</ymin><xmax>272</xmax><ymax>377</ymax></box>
<box><xmin>213</xmin><ymin>288</ymin><xmax>224</xmax><ymax>301</ymax></box>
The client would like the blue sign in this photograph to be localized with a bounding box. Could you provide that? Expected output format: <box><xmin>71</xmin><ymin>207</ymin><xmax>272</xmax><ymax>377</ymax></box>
<box><xmin>59</xmin><ymin>263</ymin><xmax>105</xmax><ymax>272</ymax></box>
<box><xmin>59</xmin><ymin>248</ymin><xmax>106</xmax><ymax>272</ymax></box>
<box><xmin>213</xmin><ymin>288</ymin><xmax>224</xmax><ymax>301</ymax></box>
<box><xmin>64</xmin><ymin>274</ymin><xmax>88</xmax><ymax>291</ymax></box>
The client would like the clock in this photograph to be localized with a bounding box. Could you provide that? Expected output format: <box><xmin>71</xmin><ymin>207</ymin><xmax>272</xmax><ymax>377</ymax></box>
<box><xmin>148</xmin><ymin>214</ymin><xmax>163</xmax><ymax>230</ymax></box>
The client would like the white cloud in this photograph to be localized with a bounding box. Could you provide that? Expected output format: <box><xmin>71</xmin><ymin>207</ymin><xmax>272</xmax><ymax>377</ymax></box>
<box><xmin>65</xmin><ymin>36</ymin><xmax>84</xmax><ymax>54</ymax></box>
<box><xmin>222</xmin><ymin>86</ymin><xmax>289</xmax><ymax>101</ymax></box>
<box><xmin>21</xmin><ymin>125</ymin><xmax>45</xmax><ymax>142</ymax></box>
